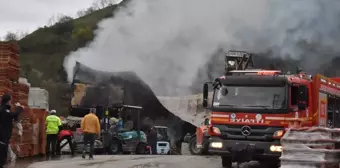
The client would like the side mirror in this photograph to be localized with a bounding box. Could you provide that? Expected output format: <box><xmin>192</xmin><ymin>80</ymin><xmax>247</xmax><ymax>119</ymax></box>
<box><xmin>221</xmin><ymin>87</ymin><xmax>228</xmax><ymax>96</ymax></box>
<box><xmin>204</xmin><ymin>118</ymin><xmax>209</xmax><ymax>126</ymax></box>
<box><xmin>203</xmin><ymin>83</ymin><xmax>209</xmax><ymax>108</ymax></box>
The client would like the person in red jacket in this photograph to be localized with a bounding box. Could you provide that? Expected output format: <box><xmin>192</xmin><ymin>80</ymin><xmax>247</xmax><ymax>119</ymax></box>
<box><xmin>57</xmin><ymin>130</ymin><xmax>74</xmax><ymax>155</ymax></box>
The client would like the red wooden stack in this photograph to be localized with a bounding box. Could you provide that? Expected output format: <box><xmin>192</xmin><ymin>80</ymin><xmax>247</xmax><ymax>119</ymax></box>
<box><xmin>0</xmin><ymin>41</ymin><xmax>20</xmax><ymax>82</ymax></box>
<box><xmin>13</xmin><ymin>82</ymin><xmax>29</xmax><ymax>106</ymax></box>
<box><xmin>0</xmin><ymin>41</ymin><xmax>48</xmax><ymax>158</ymax></box>
<box><xmin>0</xmin><ymin>42</ymin><xmax>19</xmax><ymax>97</ymax></box>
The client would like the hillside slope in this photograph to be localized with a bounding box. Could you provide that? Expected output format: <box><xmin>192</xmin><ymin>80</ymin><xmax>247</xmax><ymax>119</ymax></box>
<box><xmin>17</xmin><ymin>3</ymin><xmax>131</xmax><ymax>115</ymax></box>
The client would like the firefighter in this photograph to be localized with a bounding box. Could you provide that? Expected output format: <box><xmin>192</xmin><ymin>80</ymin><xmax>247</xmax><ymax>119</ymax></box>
<box><xmin>0</xmin><ymin>94</ymin><xmax>24</xmax><ymax>168</ymax></box>
<box><xmin>45</xmin><ymin>109</ymin><xmax>62</xmax><ymax>156</ymax></box>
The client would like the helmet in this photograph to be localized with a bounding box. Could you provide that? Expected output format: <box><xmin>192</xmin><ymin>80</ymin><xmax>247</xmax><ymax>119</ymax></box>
<box><xmin>50</xmin><ymin>109</ymin><xmax>56</xmax><ymax>114</ymax></box>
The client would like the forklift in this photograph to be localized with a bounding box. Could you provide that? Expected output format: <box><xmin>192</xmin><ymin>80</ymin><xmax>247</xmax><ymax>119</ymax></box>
<box><xmin>101</xmin><ymin>104</ymin><xmax>150</xmax><ymax>154</ymax></box>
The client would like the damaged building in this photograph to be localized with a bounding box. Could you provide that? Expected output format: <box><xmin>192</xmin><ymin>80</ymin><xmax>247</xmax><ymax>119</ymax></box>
<box><xmin>67</xmin><ymin>62</ymin><xmax>197</xmax><ymax>144</ymax></box>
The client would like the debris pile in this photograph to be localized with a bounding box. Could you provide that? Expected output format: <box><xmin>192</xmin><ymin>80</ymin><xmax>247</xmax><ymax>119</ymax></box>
<box><xmin>280</xmin><ymin>127</ymin><xmax>340</xmax><ymax>168</ymax></box>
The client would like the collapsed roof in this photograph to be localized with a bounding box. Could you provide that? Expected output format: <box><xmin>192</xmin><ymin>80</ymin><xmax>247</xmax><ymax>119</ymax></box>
<box><xmin>71</xmin><ymin>62</ymin><xmax>171</xmax><ymax>118</ymax></box>
<box><xmin>70</xmin><ymin>62</ymin><xmax>196</xmax><ymax>140</ymax></box>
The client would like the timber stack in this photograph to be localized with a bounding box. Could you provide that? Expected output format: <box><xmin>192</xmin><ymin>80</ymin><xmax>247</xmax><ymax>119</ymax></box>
<box><xmin>0</xmin><ymin>41</ymin><xmax>49</xmax><ymax>157</ymax></box>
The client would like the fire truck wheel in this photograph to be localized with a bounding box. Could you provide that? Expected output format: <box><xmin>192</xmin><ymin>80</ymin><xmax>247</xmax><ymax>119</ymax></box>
<box><xmin>221</xmin><ymin>156</ymin><xmax>232</xmax><ymax>168</ymax></box>
<box><xmin>189</xmin><ymin>136</ymin><xmax>202</xmax><ymax>155</ymax></box>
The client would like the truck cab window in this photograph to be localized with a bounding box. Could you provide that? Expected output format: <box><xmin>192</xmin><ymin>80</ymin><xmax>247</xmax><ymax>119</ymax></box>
<box><xmin>291</xmin><ymin>85</ymin><xmax>309</xmax><ymax>106</ymax></box>
<box><xmin>291</xmin><ymin>86</ymin><xmax>298</xmax><ymax>105</ymax></box>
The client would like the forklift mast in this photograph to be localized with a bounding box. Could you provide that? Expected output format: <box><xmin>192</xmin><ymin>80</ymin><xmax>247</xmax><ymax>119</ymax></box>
<box><xmin>225</xmin><ymin>50</ymin><xmax>255</xmax><ymax>76</ymax></box>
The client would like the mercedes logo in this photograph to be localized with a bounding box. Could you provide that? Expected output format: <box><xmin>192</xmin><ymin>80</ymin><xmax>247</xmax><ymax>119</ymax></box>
<box><xmin>241</xmin><ymin>126</ymin><xmax>251</xmax><ymax>136</ymax></box>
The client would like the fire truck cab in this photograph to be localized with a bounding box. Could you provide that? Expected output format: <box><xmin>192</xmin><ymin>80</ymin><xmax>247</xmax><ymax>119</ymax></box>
<box><xmin>202</xmin><ymin>51</ymin><xmax>340</xmax><ymax>168</ymax></box>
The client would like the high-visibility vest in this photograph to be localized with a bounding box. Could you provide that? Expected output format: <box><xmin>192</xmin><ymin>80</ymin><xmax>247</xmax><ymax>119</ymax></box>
<box><xmin>46</xmin><ymin>115</ymin><xmax>62</xmax><ymax>134</ymax></box>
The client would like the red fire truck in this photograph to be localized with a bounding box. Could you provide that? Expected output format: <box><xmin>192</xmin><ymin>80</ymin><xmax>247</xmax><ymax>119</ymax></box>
<box><xmin>202</xmin><ymin>51</ymin><xmax>340</xmax><ymax>168</ymax></box>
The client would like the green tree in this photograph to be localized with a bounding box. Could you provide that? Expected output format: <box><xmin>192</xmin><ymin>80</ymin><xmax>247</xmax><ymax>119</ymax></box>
<box><xmin>72</xmin><ymin>26</ymin><xmax>93</xmax><ymax>46</ymax></box>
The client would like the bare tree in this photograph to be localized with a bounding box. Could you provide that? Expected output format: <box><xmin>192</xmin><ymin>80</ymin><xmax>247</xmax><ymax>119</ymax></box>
<box><xmin>18</xmin><ymin>31</ymin><xmax>29</xmax><ymax>39</ymax></box>
<box><xmin>4</xmin><ymin>32</ymin><xmax>18</xmax><ymax>41</ymax></box>
<box><xmin>56</xmin><ymin>14</ymin><xmax>73</xmax><ymax>24</ymax></box>
<box><xmin>99</xmin><ymin>0</ymin><xmax>109</xmax><ymax>8</ymax></box>
<box><xmin>84</xmin><ymin>7</ymin><xmax>96</xmax><ymax>15</ymax></box>
<box><xmin>91</xmin><ymin>1</ymin><xmax>100</xmax><ymax>10</ymax></box>
<box><xmin>47</xmin><ymin>15</ymin><xmax>57</xmax><ymax>26</ymax></box>
<box><xmin>76</xmin><ymin>10</ymin><xmax>86</xmax><ymax>17</ymax></box>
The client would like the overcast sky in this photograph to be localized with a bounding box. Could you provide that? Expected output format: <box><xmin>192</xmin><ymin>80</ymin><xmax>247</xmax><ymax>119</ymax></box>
<box><xmin>0</xmin><ymin>0</ymin><xmax>96</xmax><ymax>38</ymax></box>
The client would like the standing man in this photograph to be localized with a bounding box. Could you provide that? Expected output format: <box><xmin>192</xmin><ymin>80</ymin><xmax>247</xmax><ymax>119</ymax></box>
<box><xmin>45</xmin><ymin>109</ymin><xmax>62</xmax><ymax>156</ymax></box>
<box><xmin>147</xmin><ymin>126</ymin><xmax>157</xmax><ymax>154</ymax></box>
<box><xmin>0</xmin><ymin>94</ymin><xmax>24</xmax><ymax>168</ymax></box>
<box><xmin>81</xmin><ymin>108</ymin><xmax>100</xmax><ymax>159</ymax></box>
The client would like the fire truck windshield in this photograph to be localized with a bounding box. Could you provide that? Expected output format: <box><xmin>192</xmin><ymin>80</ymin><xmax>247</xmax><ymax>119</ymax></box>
<box><xmin>213</xmin><ymin>85</ymin><xmax>287</xmax><ymax>111</ymax></box>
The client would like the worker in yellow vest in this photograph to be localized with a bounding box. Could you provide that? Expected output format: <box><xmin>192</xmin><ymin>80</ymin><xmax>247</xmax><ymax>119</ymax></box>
<box><xmin>45</xmin><ymin>109</ymin><xmax>62</xmax><ymax>156</ymax></box>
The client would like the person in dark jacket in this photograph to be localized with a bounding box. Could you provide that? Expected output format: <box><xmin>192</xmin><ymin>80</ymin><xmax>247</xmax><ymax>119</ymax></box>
<box><xmin>147</xmin><ymin>126</ymin><xmax>157</xmax><ymax>154</ymax></box>
<box><xmin>0</xmin><ymin>94</ymin><xmax>24</xmax><ymax>168</ymax></box>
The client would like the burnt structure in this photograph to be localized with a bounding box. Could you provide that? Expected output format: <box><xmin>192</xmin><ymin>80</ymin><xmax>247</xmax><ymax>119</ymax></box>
<box><xmin>69</xmin><ymin>62</ymin><xmax>196</xmax><ymax>143</ymax></box>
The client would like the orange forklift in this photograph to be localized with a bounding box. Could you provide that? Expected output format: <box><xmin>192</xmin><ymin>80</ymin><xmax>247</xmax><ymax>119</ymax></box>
<box><xmin>201</xmin><ymin>51</ymin><xmax>340</xmax><ymax>168</ymax></box>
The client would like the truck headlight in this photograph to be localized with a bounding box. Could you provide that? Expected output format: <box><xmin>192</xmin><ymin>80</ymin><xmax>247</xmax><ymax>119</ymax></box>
<box><xmin>211</xmin><ymin>142</ymin><xmax>223</xmax><ymax>148</ymax></box>
<box><xmin>270</xmin><ymin>145</ymin><xmax>282</xmax><ymax>152</ymax></box>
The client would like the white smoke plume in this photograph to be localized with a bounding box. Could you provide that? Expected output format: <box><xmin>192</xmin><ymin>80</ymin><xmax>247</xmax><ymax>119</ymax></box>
<box><xmin>64</xmin><ymin>0</ymin><xmax>340</xmax><ymax>97</ymax></box>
